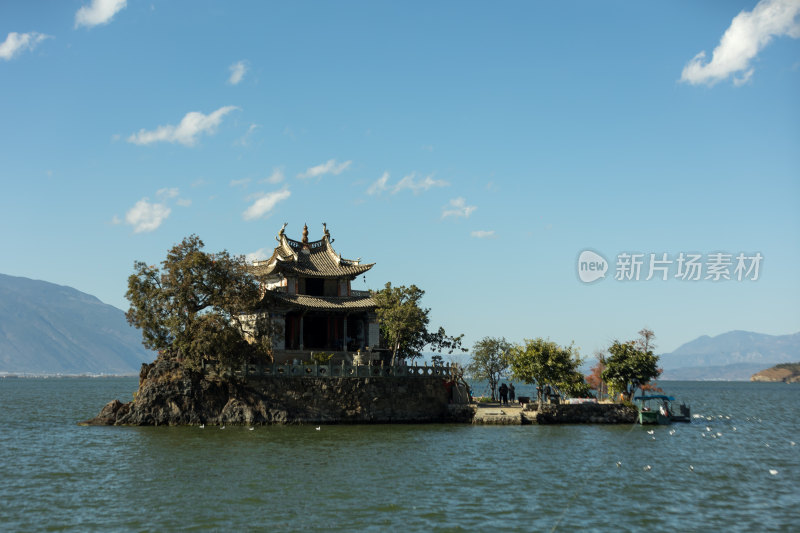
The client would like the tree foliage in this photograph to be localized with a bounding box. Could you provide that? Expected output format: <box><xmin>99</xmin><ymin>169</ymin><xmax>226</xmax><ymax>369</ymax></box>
<box><xmin>125</xmin><ymin>235</ymin><xmax>267</xmax><ymax>369</ymax></box>
<box><xmin>372</xmin><ymin>282</ymin><xmax>465</xmax><ymax>365</ymax></box>
<box><xmin>601</xmin><ymin>336</ymin><xmax>661</xmax><ymax>401</ymax></box>
<box><xmin>508</xmin><ymin>338</ymin><xmax>584</xmax><ymax>408</ymax></box>
<box><xmin>467</xmin><ymin>337</ymin><xmax>511</xmax><ymax>401</ymax></box>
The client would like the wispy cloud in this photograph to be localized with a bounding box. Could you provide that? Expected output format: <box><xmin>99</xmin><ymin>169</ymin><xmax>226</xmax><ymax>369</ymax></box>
<box><xmin>156</xmin><ymin>187</ymin><xmax>179</xmax><ymax>199</ymax></box>
<box><xmin>75</xmin><ymin>0</ymin><xmax>127</xmax><ymax>29</ymax></box>
<box><xmin>236</xmin><ymin>123</ymin><xmax>258</xmax><ymax>146</ymax></box>
<box><xmin>125</xmin><ymin>198</ymin><xmax>171</xmax><ymax>233</ymax></box>
<box><xmin>393</xmin><ymin>173</ymin><xmax>448</xmax><ymax>194</ymax></box>
<box><xmin>230</xmin><ymin>178</ymin><xmax>251</xmax><ymax>188</ymax></box>
<box><xmin>367</xmin><ymin>172</ymin><xmax>390</xmax><ymax>195</ymax></box>
<box><xmin>681</xmin><ymin>0</ymin><xmax>800</xmax><ymax>86</ymax></box>
<box><xmin>366</xmin><ymin>171</ymin><xmax>449</xmax><ymax>196</ymax></box>
<box><xmin>297</xmin><ymin>159</ymin><xmax>352</xmax><ymax>179</ymax></box>
<box><xmin>262</xmin><ymin>168</ymin><xmax>285</xmax><ymax>185</ymax></box>
<box><xmin>0</xmin><ymin>32</ymin><xmax>50</xmax><ymax>61</ymax></box>
<box><xmin>228</xmin><ymin>60</ymin><xmax>248</xmax><ymax>85</ymax></box>
<box><xmin>471</xmin><ymin>230</ymin><xmax>496</xmax><ymax>239</ymax></box>
<box><xmin>442</xmin><ymin>197</ymin><xmax>477</xmax><ymax>219</ymax></box>
<box><xmin>127</xmin><ymin>106</ymin><xmax>239</xmax><ymax>146</ymax></box>
<box><xmin>243</xmin><ymin>188</ymin><xmax>291</xmax><ymax>220</ymax></box>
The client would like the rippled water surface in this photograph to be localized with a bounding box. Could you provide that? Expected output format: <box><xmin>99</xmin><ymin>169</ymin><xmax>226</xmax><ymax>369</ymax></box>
<box><xmin>1</xmin><ymin>378</ymin><xmax>798</xmax><ymax>531</ymax></box>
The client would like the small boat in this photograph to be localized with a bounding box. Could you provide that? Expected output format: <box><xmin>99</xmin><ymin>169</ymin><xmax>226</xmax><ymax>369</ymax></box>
<box><xmin>634</xmin><ymin>395</ymin><xmax>675</xmax><ymax>425</ymax></box>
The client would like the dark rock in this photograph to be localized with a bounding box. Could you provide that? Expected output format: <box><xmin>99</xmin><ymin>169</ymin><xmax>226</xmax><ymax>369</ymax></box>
<box><xmin>82</xmin><ymin>353</ymin><xmax>463</xmax><ymax>426</ymax></box>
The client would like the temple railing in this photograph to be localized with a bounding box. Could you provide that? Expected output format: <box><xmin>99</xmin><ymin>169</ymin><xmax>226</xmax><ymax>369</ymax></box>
<box><xmin>207</xmin><ymin>361</ymin><xmax>454</xmax><ymax>379</ymax></box>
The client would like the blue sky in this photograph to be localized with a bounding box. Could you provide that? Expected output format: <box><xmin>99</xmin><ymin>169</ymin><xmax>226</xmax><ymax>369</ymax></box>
<box><xmin>1</xmin><ymin>0</ymin><xmax>798</xmax><ymax>359</ymax></box>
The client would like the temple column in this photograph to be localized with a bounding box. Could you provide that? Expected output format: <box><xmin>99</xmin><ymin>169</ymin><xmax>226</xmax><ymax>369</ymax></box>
<box><xmin>343</xmin><ymin>315</ymin><xmax>348</xmax><ymax>354</ymax></box>
<box><xmin>299</xmin><ymin>313</ymin><xmax>305</xmax><ymax>351</ymax></box>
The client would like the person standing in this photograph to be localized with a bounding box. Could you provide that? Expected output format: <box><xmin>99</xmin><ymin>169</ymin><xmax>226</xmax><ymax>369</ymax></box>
<box><xmin>499</xmin><ymin>383</ymin><xmax>509</xmax><ymax>405</ymax></box>
<box><xmin>508</xmin><ymin>383</ymin><xmax>516</xmax><ymax>404</ymax></box>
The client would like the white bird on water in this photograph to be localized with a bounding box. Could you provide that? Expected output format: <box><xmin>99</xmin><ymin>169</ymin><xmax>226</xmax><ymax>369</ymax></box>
<box><xmin>249</xmin><ymin>427</ymin><xmax>255</xmax><ymax>431</ymax></box>
<box><xmin>769</xmin><ymin>469</ymin><xmax>778</xmax><ymax>475</ymax></box>
<box><xmin>689</xmin><ymin>465</ymin><xmax>694</xmax><ymax>472</ymax></box>
<box><xmin>647</xmin><ymin>430</ymin><xmax>654</xmax><ymax>435</ymax></box>
<box><xmin>220</xmin><ymin>425</ymin><xmax>226</xmax><ymax>430</ymax></box>
<box><xmin>315</xmin><ymin>426</ymin><xmax>321</xmax><ymax>431</ymax></box>
<box><xmin>643</xmin><ymin>465</ymin><xmax>652</xmax><ymax>471</ymax></box>
<box><xmin>669</xmin><ymin>429</ymin><xmax>676</xmax><ymax>435</ymax></box>
<box><xmin>199</xmin><ymin>424</ymin><xmax>205</xmax><ymax>429</ymax></box>
<box><xmin>616</xmin><ymin>461</ymin><xmax>622</xmax><ymax>468</ymax></box>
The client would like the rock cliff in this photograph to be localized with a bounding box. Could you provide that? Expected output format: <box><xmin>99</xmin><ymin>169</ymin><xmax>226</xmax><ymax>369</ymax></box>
<box><xmin>83</xmin><ymin>355</ymin><xmax>472</xmax><ymax>426</ymax></box>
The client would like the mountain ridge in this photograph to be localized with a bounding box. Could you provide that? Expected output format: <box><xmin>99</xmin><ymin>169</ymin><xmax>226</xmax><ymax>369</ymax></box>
<box><xmin>0</xmin><ymin>273</ymin><xmax>153</xmax><ymax>375</ymax></box>
<box><xmin>659</xmin><ymin>330</ymin><xmax>800</xmax><ymax>381</ymax></box>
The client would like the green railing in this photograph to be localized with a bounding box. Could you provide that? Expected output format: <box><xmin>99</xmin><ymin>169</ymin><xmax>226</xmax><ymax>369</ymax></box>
<box><xmin>210</xmin><ymin>361</ymin><xmax>454</xmax><ymax>379</ymax></box>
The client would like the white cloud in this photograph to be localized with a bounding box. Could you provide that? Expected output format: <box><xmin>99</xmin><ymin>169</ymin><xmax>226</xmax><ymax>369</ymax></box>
<box><xmin>243</xmin><ymin>188</ymin><xmax>291</xmax><ymax>221</ymax></box>
<box><xmin>471</xmin><ymin>230</ymin><xmax>496</xmax><ymax>239</ymax></box>
<box><xmin>228</xmin><ymin>60</ymin><xmax>248</xmax><ymax>85</ymax></box>
<box><xmin>297</xmin><ymin>159</ymin><xmax>352</xmax><ymax>179</ymax></box>
<box><xmin>176</xmin><ymin>198</ymin><xmax>192</xmax><ymax>207</ymax></box>
<box><xmin>262</xmin><ymin>168</ymin><xmax>285</xmax><ymax>184</ymax></box>
<box><xmin>246</xmin><ymin>248</ymin><xmax>272</xmax><ymax>262</ymax></box>
<box><xmin>367</xmin><ymin>172</ymin><xmax>390</xmax><ymax>195</ymax></box>
<box><xmin>0</xmin><ymin>32</ymin><xmax>50</xmax><ymax>61</ymax></box>
<box><xmin>681</xmin><ymin>0</ymin><xmax>800</xmax><ymax>86</ymax></box>
<box><xmin>125</xmin><ymin>198</ymin><xmax>171</xmax><ymax>233</ymax></box>
<box><xmin>75</xmin><ymin>0</ymin><xmax>127</xmax><ymax>29</ymax></box>
<box><xmin>127</xmin><ymin>106</ymin><xmax>239</xmax><ymax>146</ymax></box>
<box><xmin>393</xmin><ymin>173</ymin><xmax>448</xmax><ymax>194</ymax></box>
<box><xmin>442</xmin><ymin>197</ymin><xmax>477</xmax><ymax>219</ymax></box>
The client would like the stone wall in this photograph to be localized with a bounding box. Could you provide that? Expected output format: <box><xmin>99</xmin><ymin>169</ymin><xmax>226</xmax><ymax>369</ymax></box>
<box><xmin>532</xmin><ymin>403</ymin><xmax>637</xmax><ymax>424</ymax></box>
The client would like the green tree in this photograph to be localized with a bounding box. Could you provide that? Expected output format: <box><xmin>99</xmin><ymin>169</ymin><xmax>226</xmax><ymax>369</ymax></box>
<box><xmin>125</xmin><ymin>235</ymin><xmax>266</xmax><ymax>369</ymax></box>
<box><xmin>372</xmin><ymin>283</ymin><xmax>429</xmax><ymax>365</ymax></box>
<box><xmin>601</xmin><ymin>339</ymin><xmax>661</xmax><ymax>402</ymax></box>
<box><xmin>508</xmin><ymin>338</ymin><xmax>584</xmax><ymax>408</ymax></box>
<box><xmin>372</xmin><ymin>283</ymin><xmax>465</xmax><ymax>365</ymax></box>
<box><xmin>467</xmin><ymin>337</ymin><xmax>511</xmax><ymax>401</ymax></box>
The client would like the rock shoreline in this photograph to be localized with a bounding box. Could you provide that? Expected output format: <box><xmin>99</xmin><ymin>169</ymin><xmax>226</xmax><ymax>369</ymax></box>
<box><xmin>82</xmin><ymin>356</ymin><xmax>472</xmax><ymax>426</ymax></box>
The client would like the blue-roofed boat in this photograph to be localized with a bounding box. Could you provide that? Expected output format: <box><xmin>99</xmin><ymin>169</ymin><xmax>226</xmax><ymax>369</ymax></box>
<box><xmin>634</xmin><ymin>394</ymin><xmax>692</xmax><ymax>424</ymax></box>
<box><xmin>635</xmin><ymin>395</ymin><xmax>674</xmax><ymax>425</ymax></box>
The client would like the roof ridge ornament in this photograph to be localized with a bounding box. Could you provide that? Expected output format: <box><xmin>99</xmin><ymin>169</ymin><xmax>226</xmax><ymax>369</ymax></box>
<box><xmin>302</xmin><ymin>223</ymin><xmax>309</xmax><ymax>244</ymax></box>
<box><xmin>276</xmin><ymin>222</ymin><xmax>287</xmax><ymax>242</ymax></box>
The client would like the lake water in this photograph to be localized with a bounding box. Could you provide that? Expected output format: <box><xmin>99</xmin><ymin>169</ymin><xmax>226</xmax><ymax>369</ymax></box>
<box><xmin>0</xmin><ymin>378</ymin><xmax>798</xmax><ymax>532</ymax></box>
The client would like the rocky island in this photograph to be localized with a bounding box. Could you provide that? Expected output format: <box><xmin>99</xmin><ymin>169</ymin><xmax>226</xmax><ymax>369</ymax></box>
<box><xmin>84</xmin><ymin>354</ymin><xmax>473</xmax><ymax>426</ymax></box>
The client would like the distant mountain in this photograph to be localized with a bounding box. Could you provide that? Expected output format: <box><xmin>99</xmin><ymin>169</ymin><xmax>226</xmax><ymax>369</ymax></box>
<box><xmin>0</xmin><ymin>274</ymin><xmax>154</xmax><ymax>375</ymax></box>
<box><xmin>659</xmin><ymin>330</ymin><xmax>800</xmax><ymax>381</ymax></box>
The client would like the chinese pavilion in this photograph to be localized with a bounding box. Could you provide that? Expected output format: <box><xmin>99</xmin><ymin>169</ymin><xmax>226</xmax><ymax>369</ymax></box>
<box><xmin>248</xmin><ymin>223</ymin><xmax>380</xmax><ymax>363</ymax></box>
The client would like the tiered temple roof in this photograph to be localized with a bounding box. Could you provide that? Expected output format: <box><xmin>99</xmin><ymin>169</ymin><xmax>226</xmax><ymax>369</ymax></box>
<box><xmin>251</xmin><ymin>223</ymin><xmax>374</xmax><ymax>280</ymax></box>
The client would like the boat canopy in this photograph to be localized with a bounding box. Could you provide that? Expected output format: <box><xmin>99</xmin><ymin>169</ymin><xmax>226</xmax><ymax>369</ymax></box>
<box><xmin>634</xmin><ymin>395</ymin><xmax>675</xmax><ymax>401</ymax></box>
